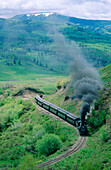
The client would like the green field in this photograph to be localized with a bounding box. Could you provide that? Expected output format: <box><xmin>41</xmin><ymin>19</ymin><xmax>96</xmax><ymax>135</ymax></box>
<box><xmin>0</xmin><ymin>75</ymin><xmax>66</xmax><ymax>95</ymax></box>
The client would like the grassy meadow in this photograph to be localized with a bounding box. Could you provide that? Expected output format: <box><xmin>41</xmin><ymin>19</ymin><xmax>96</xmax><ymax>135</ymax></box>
<box><xmin>0</xmin><ymin>75</ymin><xmax>66</xmax><ymax>94</ymax></box>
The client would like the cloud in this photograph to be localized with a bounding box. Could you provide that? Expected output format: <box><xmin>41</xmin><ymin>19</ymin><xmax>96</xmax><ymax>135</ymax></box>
<box><xmin>59</xmin><ymin>0</ymin><xmax>111</xmax><ymax>20</ymax></box>
<box><xmin>0</xmin><ymin>0</ymin><xmax>111</xmax><ymax>20</ymax></box>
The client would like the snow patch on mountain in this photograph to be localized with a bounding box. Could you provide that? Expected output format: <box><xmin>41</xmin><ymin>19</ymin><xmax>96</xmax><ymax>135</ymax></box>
<box><xmin>26</xmin><ymin>12</ymin><xmax>54</xmax><ymax>18</ymax></box>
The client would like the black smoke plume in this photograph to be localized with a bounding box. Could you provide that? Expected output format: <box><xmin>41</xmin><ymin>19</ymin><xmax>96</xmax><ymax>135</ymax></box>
<box><xmin>47</xmin><ymin>32</ymin><xmax>102</xmax><ymax>125</ymax></box>
<box><xmin>70</xmin><ymin>42</ymin><xmax>102</xmax><ymax>126</ymax></box>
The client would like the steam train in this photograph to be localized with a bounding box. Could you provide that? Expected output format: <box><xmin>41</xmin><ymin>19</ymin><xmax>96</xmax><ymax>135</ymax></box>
<box><xmin>35</xmin><ymin>95</ymin><xmax>88</xmax><ymax>135</ymax></box>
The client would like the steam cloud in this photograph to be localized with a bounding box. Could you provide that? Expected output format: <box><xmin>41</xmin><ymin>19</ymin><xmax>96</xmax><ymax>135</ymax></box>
<box><xmin>52</xmin><ymin>33</ymin><xmax>102</xmax><ymax>125</ymax></box>
<box><xmin>69</xmin><ymin>41</ymin><xmax>102</xmax><ymax>125</ymax></box>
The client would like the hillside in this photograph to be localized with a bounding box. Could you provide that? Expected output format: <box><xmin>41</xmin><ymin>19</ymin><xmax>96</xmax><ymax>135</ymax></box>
<box><xmin>44</xmin><ymin>65</ymin><xmax>111</xmax><ymax>169</ymax></box>
<box><xmin>0</xmin><ymin>76</ymin><xmax>80</xmax><ymax>169</ymax></box>
<box><xmin>0</xmin><ymin>13</ymin><xmax>111</xmax><ymax>81</ymax></box>
<box><xmin>0</xmin><ymin>63</ymin><xmax>110</xmax><ymax>169</ymax></box>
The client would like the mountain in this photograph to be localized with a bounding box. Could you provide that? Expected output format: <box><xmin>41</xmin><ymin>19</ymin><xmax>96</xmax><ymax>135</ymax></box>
<box><xmin>12</xmin><ymin>12</ymin><xmax>72</xmax><ymax>25</ymax></box>
<box><xmin>0</xmin><ymin>13</ymin><xmax>111</xmax><ymax>80</ymax></box>
<box><xmin>12</xmin><ymin>12</ymin><xmax>111</xmax><ymax>34</ymax></box>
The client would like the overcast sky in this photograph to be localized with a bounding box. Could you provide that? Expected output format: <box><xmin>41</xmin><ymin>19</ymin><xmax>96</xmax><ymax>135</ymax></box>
<box><xmin>0</xmin><ymin>0</ymin><xmax>111</xmax><ymax>20</ymax></box>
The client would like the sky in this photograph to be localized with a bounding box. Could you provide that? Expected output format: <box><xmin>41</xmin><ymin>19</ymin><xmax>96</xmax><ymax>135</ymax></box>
<box><xmin>0</xmin><ymin>0</ymin><xmax>111</xmax><ymax>20</ymax></box>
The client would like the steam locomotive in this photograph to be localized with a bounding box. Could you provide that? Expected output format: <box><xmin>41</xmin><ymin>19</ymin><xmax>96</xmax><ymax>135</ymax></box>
<box><xmin>35</xmin><ymin>95</ymin><xmax>88</xmax><ymax>135</ymax></box>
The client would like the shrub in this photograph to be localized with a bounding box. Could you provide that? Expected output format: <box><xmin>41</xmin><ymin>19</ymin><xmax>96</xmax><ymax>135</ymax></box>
<box><xmin>0</xmin><ymin>97</ymin><xmax>12</xmax><ymax>107</ymax></box>
<box><xmin>43</xmin><ymin>120</ymin><xmax>57</xmax><ymax>133</ymax></box>
<box><xmin>0</xmin><ymin>87</ymin><xmax>3</xmax><ymax>95</ymax></box>
<box><xmin>56</xmin><ymin>125</ymin><xmax>72</xmax><ymax>142</ymax></box>
<box><xmin>87</xmin><ymin>109</ymin><xmax>109</xmax><ymax>132</ymax></box>
<box><xmin>0</xmin><ymin>113</ymin><xmax>12</xmax><ymax>132</ymax></box>
<box><xmin>0</xmin><ymin>97</ymin><xmax>5</xmax><ymax>107</ymax></box>
<box><xmin>56</xmin><ymin>78</ymin><xmax>69</xmax><ymax>89</ymax></box>
<box><xmin>24</xmin><ymin>126</ymin><xmax>45</xmax><ymax>153</ymax></box>
<box><xmin>17</xmin><ymin>106</ymin><xmax>24</xmax><ymax>118</ymax></box>
<box><xmin>5</xmin><ymin>90</ymin><xmax>10</xmax><ymax>97</ymax></box>
<box><xmin>33</xmin><ymin>125</ymin><xmax>45</xmax><ymax>138</ymax></box>
<box><xmin>79</xmin><ymin>160</ymin><xmax>100</xmax><ymax>170</ymax></box>
<box><xmin>99</xmin><ymin>130</ymin><xmax>110</xmax><ymax>142</ymax></box>
<box><xmin>17</xmin><ymin>98</ymin><xmax>23</xmax><ymax>104</ymax></box>
<box><xmin>27</xmin><ymin>122</ymin><xmax>33</xmax><ymax>131</ymax></box>
<box><xmin>6</xmin><ymin>97</ymin><xmax>12</xmax><ymax>103</ymax></box>
<box><xmin>35</xmin><ymin>134</ymin><xmax>62</xmax><ymax>156</ymax></box>
<box><xmin>22</xmin><ymin>101</ymin><xmax>35</xmax><ymax>112</ymax></box>
<box><xmin>18</xmin><ymin>154</ymin><xmax>37</xmax><ymax>170</ymax></box>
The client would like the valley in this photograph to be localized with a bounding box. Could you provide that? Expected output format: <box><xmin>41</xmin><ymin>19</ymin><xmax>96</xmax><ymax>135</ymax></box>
<box><xmin>0</xmin><ymin>13</ymin><xmax>111</xmax><ymax>81</ymax></box>
<box><xmin>0</xmin><ymin>13</ymin><xmax>111</xmax><ymax>169</ymax></box>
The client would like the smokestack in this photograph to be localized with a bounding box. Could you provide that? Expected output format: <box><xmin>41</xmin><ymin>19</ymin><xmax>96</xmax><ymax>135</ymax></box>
<box><xmin>80</xmin><ymin>102</ymin><xmax>90</xmax><ymax>126</ymax></box>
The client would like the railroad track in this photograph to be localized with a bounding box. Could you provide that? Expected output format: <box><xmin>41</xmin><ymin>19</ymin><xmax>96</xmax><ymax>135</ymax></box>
<box><xmin>31</xmin><ymin>98</ymin><xmax>88</xmax><ymax>169</ymax></box>
<box><xmin>36</xmin><ymin>136</ymin><xmax>87</xmax><ymax>169</ymax></box>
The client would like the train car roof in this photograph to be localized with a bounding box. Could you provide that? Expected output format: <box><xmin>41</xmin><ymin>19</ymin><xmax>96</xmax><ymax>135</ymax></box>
<box><xmin>67</xmin><ymin>113</ymin><xmax>80</xmax><ymax>120</ymax></box>
<box><xmin>57</xmin><ymin>108</ymin><xmax>68</xmax><ymax>115</ymax></box>
<box><xmin>35</xmin><ymin>95</ymin><xmax>80</xmax><ymax>119</ymax></box>
<box><xmin>65</xmin><ymin>111</ymin><xmax>79</xmax><ymax>118</ymax></box>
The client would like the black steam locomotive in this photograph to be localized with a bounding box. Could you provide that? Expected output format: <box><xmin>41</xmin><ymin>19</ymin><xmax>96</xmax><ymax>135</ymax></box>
<box><xmin>35</xmin><ymin>95</ymin><xmax>88</xmax><ymax>135</ymax></box>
